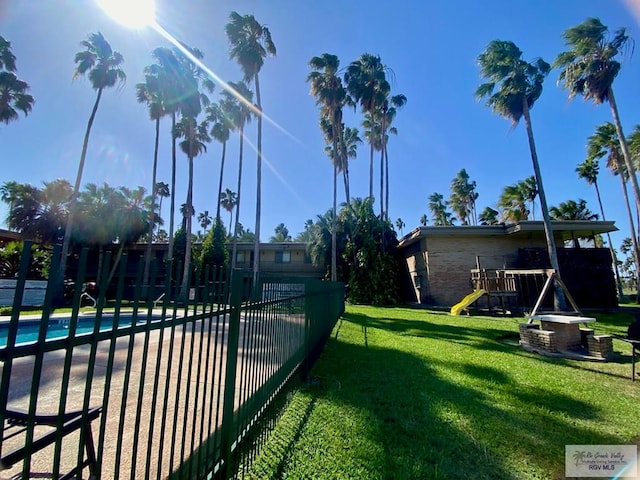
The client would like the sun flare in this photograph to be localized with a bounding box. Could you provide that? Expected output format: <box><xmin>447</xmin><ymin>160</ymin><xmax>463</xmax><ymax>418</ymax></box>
<box><xmin>96</xmin><ymin>0</ymin><xmax>155</xmax><ymax>28</ymax></box>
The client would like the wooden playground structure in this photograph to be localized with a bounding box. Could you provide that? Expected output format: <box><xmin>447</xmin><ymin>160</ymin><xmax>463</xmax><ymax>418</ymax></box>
<box><xmin>465</xmin><ymin>267</ymin><xmax>560</xmax><ymax>315</ymax></box>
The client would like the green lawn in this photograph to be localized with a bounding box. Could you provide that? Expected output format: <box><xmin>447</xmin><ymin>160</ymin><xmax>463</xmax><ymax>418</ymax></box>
<box><xmin>249</xmin><ymin>305</ymin><xmax>639</xmax><ymax>480</ymax></box>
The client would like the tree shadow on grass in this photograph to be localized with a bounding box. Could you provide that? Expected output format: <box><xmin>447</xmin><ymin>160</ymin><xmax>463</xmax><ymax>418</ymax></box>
<box><xmin>343</xmin><ymin>311</ymin><xmax>516</xmax><ymax>348</ymax></box>
<box><xmin>268</xmin><ymin>310</ymin><xmax>635</xmax><ymax>480</ymax></box>
<box><xmin>348</xmin><ymin>310</ymin><xmax>640</xmax><ymax>381</ymax></box>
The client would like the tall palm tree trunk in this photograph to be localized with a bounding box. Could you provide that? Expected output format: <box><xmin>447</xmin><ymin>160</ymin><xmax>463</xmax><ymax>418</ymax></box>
<box><xmin>168</xmin><ymin>112</ymin><xmax>177</xmax><ymax>262</ymax></box>
<box><xmin>593</xmin><ymin>180</ymin><xmax>625</xmax><ymax>299</ymax></box>
<box><xmin>180</xmin><ymin>129</ymin><xmax>195</xmax><ymax>301</ymax></box>
<box><xmin>330</xmin><ymin>122</ymin><xmax>340</xmax><ymax>282</ymax></box>
<box><xmin>231</xmin><ymin>127</ymin><xmax>244</xmax><ymax>274</ymax></box>
<box><xmin>58</xmin><ymin>87</ymin><xmax>104</xmax><ymax>295</ymax></box>
<box><xmin>143</xmin><ymin>116</ymin><xmax>161</xmax><ymax>287</ymax></box>
<box><xmin>614</xmin><ymin>157</ymin><xmax>640</xmax><ymax>303</ymax></box>
<box><xmin>180</xmin><ymin>156</ymin><xmax>194</xmax><ymax>301</ymax></box>
<box><xmin>523</xmin><ymin>99</ymin><xmax>567</xmax><ymax>311</ymax></box>
<box><xmin>331</xmin><ymin>162</ymin><xmax>337</xmax><ymax>282</ymax></box>
<box><xmin>384</xmin><ymin>144</ymin><xmax>390</xmax><ymax>223</ymax></box>
<box><xmin>343</xmin><ymin>170</ymin><xmax>350</xmax><ymax>205</ymax></box>
<box><xmin>158</xmin><ymin>196</ymin><xmax>164</xmax><ymax>233</ymax></box>
<box><xmin>253</xmin><ymin>74</ymin><xmax>262</xmax><ymax>279</ymax></box>
<box><xmin>339</xmin><ymin>125</ymin><xmax>350</xmax><ymax>205</ymax></box>
<box><xmin>368</xmin><ymin>141</ymin><xmax>374</xmax><ymax>201</ymax></box>
<box><xmin>379</xmin><ymin>148</ymin><xmax>384</xmax><ymax>218</ymax></box>
<box><xmin>216</xmin><ymin>141</ymin><xmax>227</xmax><ymax>222</ymax></box>
<box><xmin>380</xmin><ymin>109</ymin><xmax>387</xmax><ymax>219</ymax></box>
<box><xmin>609</xmin><ymin>87</ymin><xmax>640</xmax><ymax>218</ymax></box>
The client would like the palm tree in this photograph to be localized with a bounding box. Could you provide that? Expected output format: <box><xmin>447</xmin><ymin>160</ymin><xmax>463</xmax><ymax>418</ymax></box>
<box><xmin>395</xmin><ymin>218</ymin><xmax>405</xmax><ymax>236</ymax></box>
<box><xmin>627</xmin><ymin>125</ymin><xmax>640</xmax><ymax>171</ymax></box>
<box><xmin>576</xmin><ymin>156</ymin><xmax>624</xmax><ymax>297</ymax></box>
<box><xmin>220</xmin><ymin>188</ymin><xmax>238</xmax><ymax>235</ymax></box>
<box><xmin>555</xmin><ymin>18</ymin><xmax>640</xmax><ymax>223</ymax></box>
<box><xmin>226</xmin><ymin>11</ymin><xmax>277</xmax><ymax>279</ymax></box>
<box><xmin>269</xmin><ymin>223</ymin><xmax>292</xmax><ymax>242</ymax></box>
<box><xmin>154</xmin><ymin>181</ymin><xmax>170</xmax><ymax>226</ymax></box>
<box><xmin>161</xmin><ymin>43</ymin><xmax>214</xmax><ymax>300</ymax></box>
<box><xmin>498</xmin><ymin>182</ymin><xmax>531</xmax><ymax>222</ymax></box>
<box><xmin>179</xmin><ymin>202</ymin><xmax>195</xmax><ymax>230</ymax></box>
<box><xmin>107</xmin><ymin>186</ymin><xmax>151</xmax><ymax>286</ymax></box>
<box><xmin>341</xmin><ymin>126</ymin><xmax>361</xmax><ymax>204</ymax></box>
<box><xmin>198</xmin><ymin>210</ymin><xmax>212</xmax><ymax>235</ymax></box>
<box><xmin>136</xmin><ymin>64</ymin><xmax>166</xmax><ymax>285</ymax></box>
<box><xmin>521</xmin><ymin>176</ymin><xmax>538</xmax><ymax>220</ymax></box>
<box><xmin>75</xmin><ymin>182</ymin><xmax>122</xmax><ymax>279</ymax></box>
<box><xmin>2</xmin><ymin>180</ymin><xmax>72</xmax><ymax>243</ymax></box>
<box><xmin>345</xmin><ymin>53</ymin><xmax>390</xmax><ymax>202</ymax></box>
<box><xmin>449</xmin><ymin>169</ymin><xmax>478</xmax><ymax>225</ymax></box>
<box><xmin>381</xmin><ymin>94</ymin><xmax>407</xmax><ymax>220</ymax></box>
<box><xmin>479</xmin><ymin>207</ymin><xmax>500</xmax><ymax>225</ymax></box>
<box><xmin>147</xmin><ymin>47</ymin><xmax>181</xmax><ymax>262</ymax></box>
<box><xmin>221</xmin><ymin>81</ymin><xmax>253</xmax><ymax>272</ymax></box>
<box><xmin>174</xmin><ymin>116</ymin><xmax>211</xmax><ymax>300</ymax></box>
<box><xmin>0</xmin><ymin>35</ymin><xmax>34</xmax><ymax>125</ymax></box>
<box><xmin>0</xmin><ymin>72</ymin><xmax>34</xmax><ymax>125</ymax></box>
<box><xmin>308</xmin><ymin>53</ymin><xmax>348</xmax><ymax>282</ymax></box>
<box><xmin>0</xmin><ymin>36</ymin><xmax>17</xmax><ymax>71</ymax></box>
<box><xmin>476</xmin><ymin>39</ymin><xmax>566</xmax><ymax>310</ymax></box>
<box><xmin>206</xmin><ymin>100</ymin><xmax>233</xmax><ymax>222</ymax></box>
<box><xmin>419</xmin><ymin>214</ymin><xmax>428</xmax><ymax>226</ymax></box>
<box><xmin>588</xmin><ymin>122</ymin><xmax>640</xmax><ymax>301</ymax></box>
<box><xmin>364</xmin><ymin>92</ymin><xmax>408</xmax><ymax>219</ymax></box>
<box><xmin>549</xmin><ymin>199</ymin><xmax>598</xmax><ymax>247</ymax></box>
<box><xmin>59</xmin><ymin>32</ymin><xmax>126</xmax><ymax>292</ymax></box>
<box><xmin>0</xmin><ymin>181</ymin><xmax>22</xmax><ymax>217</ymax></box>
<box><xmin>428</xmin><ymin>192</ymin><xmax>453</xmax><ymax>226</ymax></box>
<box><xmin>295</xmin><ymin>219</ymin><xmax>315</xmax><ymax>242</ymax></box>
<box><xmin>148</xmin><ymin>45</ymin><xmax>213</xmax><ymax>262</ymax></box>
<box><xmin>308</xmin><ymin>210</ymin><xmax>333</xmax><ymax>272</ymax></box>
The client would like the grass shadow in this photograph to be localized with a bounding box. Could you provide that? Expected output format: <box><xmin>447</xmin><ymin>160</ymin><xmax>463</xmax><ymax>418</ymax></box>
<box><xmin>252</xmin><ymin>306</ymin><xmax>639</xmax><ymax>479</ymax></box>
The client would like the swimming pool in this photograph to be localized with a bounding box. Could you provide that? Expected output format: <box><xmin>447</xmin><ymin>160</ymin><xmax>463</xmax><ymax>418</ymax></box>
<box><xmin>0</xmin><ymin>313</ymin><xmax>162</xmax><ymax>347</ymax></box>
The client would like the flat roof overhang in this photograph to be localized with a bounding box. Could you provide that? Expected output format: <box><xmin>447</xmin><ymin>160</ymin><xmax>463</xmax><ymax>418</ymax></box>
<box><xmin>398</xmin><ymin>221</ymin><xmax>618</xmax><ymax>248</ymax></box>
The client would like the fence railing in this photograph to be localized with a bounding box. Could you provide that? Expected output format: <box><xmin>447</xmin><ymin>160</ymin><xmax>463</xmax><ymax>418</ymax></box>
<box><xmin>0</xmin><ymin>242</ymin><xmax>344</xmax><ymax>479</ymax></box>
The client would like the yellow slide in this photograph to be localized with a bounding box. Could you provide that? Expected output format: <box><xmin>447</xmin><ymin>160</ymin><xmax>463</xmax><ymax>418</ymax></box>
<box><xmin>450</xmin><ymin>289</ymin><xmax>486</xmax><ymax>316</ymax></box>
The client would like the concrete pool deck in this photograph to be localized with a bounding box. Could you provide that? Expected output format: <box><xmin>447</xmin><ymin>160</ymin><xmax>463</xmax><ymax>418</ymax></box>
<box><xmin>0</xmin><ymin>311</ymin><xmax>254</xmax><ymax>479</ymax></box>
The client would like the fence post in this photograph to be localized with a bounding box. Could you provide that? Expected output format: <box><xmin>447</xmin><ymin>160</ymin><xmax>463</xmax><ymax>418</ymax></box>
<box><xmin>0</xmin><ymin>240</ymin><xmax>33</xmax><ymax>456</ymax></box>
<box><xmin>221</xmin><ymin>270</ymin><xmax>244</xmax><ymax>479</ymax></box>
<box><xmin>301</xmin><ymin>278</ymin><xmax>317</xmax><ymax>382</ymax></box>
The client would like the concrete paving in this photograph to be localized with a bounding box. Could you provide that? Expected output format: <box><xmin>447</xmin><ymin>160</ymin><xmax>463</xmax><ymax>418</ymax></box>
<box><xmin>0</xmin><ymin>312</ymin><xmax>235</xmax><ymax>480</ymax></box>
<box><xmin>0</xmin><ymin>306</ymin><xmax>304</xmax><ymax>479</ymax></box>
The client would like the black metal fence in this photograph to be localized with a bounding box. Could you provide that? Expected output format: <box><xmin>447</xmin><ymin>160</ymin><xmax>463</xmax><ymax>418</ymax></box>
<box><xmin>0</xmin><ymin>242</ymin><xmax>344</xmax><ymax>479</ymax></box>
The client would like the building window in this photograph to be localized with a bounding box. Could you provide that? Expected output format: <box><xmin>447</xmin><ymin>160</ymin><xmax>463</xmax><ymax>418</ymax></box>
<box><xmin>275</xmin><ymin>251</ymin><xmax>291</xmax><ymax>264</ymax></box>
<box><xmin>236</xmin><ymin>251</ymin><xmax>246</xmax><ymax>263</ymax></box>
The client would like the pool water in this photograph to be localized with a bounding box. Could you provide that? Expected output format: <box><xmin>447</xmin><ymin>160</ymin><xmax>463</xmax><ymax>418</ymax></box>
<box><xmin>0</xmin><ymin>314</ymin><xmax>158</xmax><ymax>347</ymax></box>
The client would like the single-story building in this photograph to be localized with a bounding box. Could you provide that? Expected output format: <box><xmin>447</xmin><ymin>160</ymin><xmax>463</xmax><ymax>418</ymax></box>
<box><xmin>397</xmin><ymin>221</ymin><xmax>619</xmax><ymax>308</ymax></box>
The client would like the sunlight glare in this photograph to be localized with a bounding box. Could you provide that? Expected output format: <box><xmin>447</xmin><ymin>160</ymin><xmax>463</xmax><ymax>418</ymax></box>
<box><xmin>96</xmin><ymin>0</ymin><xmax>155</xmax><ymax>28</ymax></box>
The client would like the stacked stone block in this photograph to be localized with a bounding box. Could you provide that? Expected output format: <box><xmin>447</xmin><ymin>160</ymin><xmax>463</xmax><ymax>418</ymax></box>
<box><xmin>580</xmin><ymin>328</ymin><xmax>595</xmax><ymax>348</ymax></box>
<box><xmin>541</xmin><ymin>320</ymin><xmax>582</xmax><ymax>350</ymax></box>
<box><xmin>519</xmin><ymin>323</ymin><xmax>557</xmax><ymax>352</ymax></box>
<box><xmin>586</xmin><ymin>335</ymin><xmax>613</xmax><ymax>359</ymax></box>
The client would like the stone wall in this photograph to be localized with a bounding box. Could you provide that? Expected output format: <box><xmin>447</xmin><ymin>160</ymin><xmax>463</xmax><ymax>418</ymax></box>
<box><xmin>519</xmin><ymin>323</ymin><xmax>558</xmax><ymax>352</ymax></box>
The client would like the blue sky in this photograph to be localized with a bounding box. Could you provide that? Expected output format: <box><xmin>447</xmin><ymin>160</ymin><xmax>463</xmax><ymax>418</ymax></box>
<box><xmin>1</xmin><ymin>0</ymin><xmax>640</xmax><ymax>249</ymax></box>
